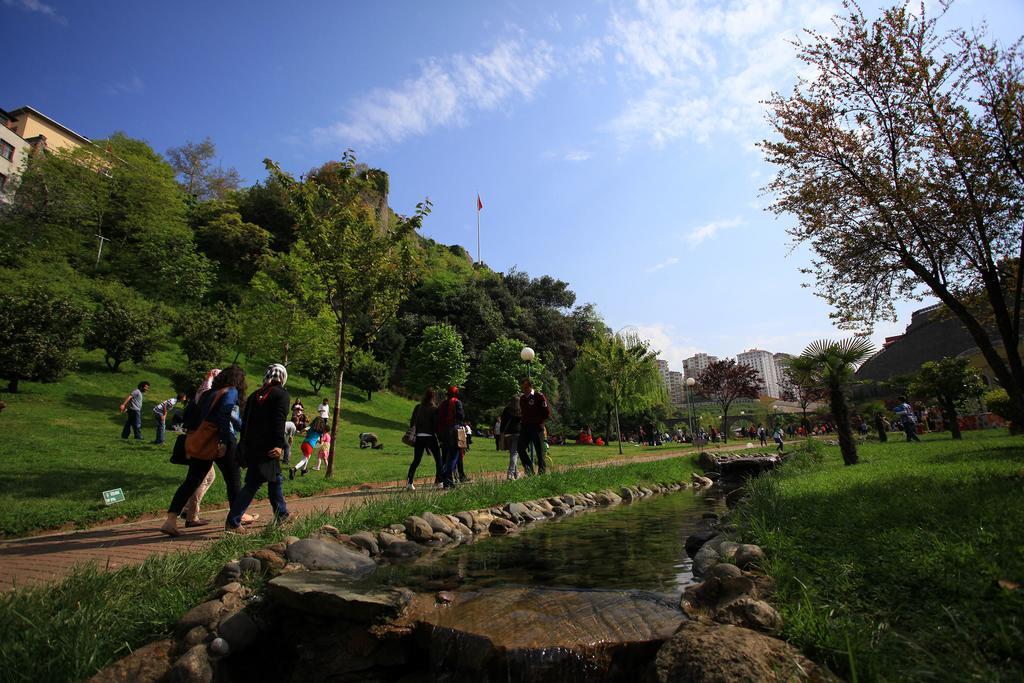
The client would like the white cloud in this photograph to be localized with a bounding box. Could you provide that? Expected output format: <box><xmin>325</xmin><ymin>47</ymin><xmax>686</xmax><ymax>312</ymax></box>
<box><xmin>606</xmin><ymin>0</ymin><xmax>840</xmax><ymax>148</ymax></box>
<box><xmin>106</xmin><ymin>76</ymin><xmax>144</xmax><ymax>96</ymax></box>
<box><xmin>646</xmin><ymin>256</ymin><xmax>679</xmax><ymax>272</ymax></box>
<box><xmin>685</xmin><ymin>216</ymin><xmax>743</xmax><ymax>246</ymax></box>
<box><xmin>563</xmin><ymin>149</ymin><xmax>591</xmax><ymax>162</ymax></box>
<box><xmin>630</xmin><ymin>323</ymin><xmax>702</xmax><ymax>370</ymax></box>
<box><xmin>3</xmin><ymin>0</ymin><xmax>66</xmax><ymax>24</ymax></box>
<box><xmin>314</xmin><ymin>38</ymin><xmax>555</xmax><ymax>148</ymax></box>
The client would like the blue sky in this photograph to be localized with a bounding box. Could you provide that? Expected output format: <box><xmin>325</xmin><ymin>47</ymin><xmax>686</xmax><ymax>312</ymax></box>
<box><xmin>5</xmin><ymin>0</ymin><xmax>1023</xmax><ymax>370</ymax></box>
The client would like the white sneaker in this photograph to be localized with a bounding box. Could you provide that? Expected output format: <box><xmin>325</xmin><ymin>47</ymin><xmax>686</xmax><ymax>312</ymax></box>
<box><xmin>406</xmin><ymin>482</ymin><xmax>415</xmax><ymax>491</ymax></box>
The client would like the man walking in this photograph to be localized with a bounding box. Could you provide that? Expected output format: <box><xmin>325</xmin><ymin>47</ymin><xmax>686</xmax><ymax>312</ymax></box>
<box><xmin>119</xmin><ymin>381</ymin><xmax>150</xmax><ymax>440</ymax></box>
<box><xmin>757</xmin><ymin>424</ymin><xmax>768</xmax><ymax>447</ymax></box>
<box><xmin>152</xmin><ymin>392</ymin><xmax>185</xmax><ymax>445</ymax></box>
<box><xmin>517</xmin><ymin>378</ymin><xmax>551</xmax><ymax>475</ymax></box>
<box><xmin>894</xmin><ymin>396</ymin><xmax>921</xmax><ymax>442</ymax></box>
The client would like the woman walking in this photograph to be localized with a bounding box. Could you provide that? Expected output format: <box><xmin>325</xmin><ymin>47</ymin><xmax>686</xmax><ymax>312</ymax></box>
<box><xmin>226</xmin><ymin>364</ymin><xmax>291</xmax><ymax>531</ymax></box>
<box><xmin>436</xmin><ymin>386</ymin><xmax>464</xmax><ymax>489</ymax></box>
<box><xmin>406</xmin><ymin>388</ymin><xmax>440</xmax><ymax>490</ymax></box>
<box><xmin>160</xmin><ymin>365</ymin><xmax>247</xmax><ymax>537</ymax></box>
<box><xmin>499</xmin><ymin>394</ymin><xmax>521</xmax><ymax>480</ymax></box>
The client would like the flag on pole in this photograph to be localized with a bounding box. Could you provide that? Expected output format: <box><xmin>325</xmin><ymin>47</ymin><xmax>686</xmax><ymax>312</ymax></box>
<box><xmin>477</xmin><ymin>194</ymin><xmax>483</xmax><ymax>211</ymax></box>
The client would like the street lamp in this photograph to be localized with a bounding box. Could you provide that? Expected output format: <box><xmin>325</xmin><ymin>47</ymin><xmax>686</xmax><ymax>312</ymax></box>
<box><xmin>685</xmin><ymin>377</ymin><xmax>697</xmax><ymax>441</ymax></box>
<box><xmin>520</xmin><ymin>346</ymin><xmax>535</xmax><ymax>378</ymax></box>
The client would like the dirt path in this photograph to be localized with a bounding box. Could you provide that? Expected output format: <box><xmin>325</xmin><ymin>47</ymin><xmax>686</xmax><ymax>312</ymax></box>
<box><xmin>0</xmin><ymin>441</ymin><xmax>768</xmax><ymax>591</ymax></box>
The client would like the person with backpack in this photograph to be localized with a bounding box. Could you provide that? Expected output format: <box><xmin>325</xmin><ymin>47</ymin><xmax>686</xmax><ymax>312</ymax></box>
<box><xmin>894</xmin><ymin>396</ymin><xmax>921</xmax><ymax>442</ymax></box>
<box><xmin>517</xmin><ymin>378</ymin><xmax>551</xmax><ymax>475</ymax></box>
<box><xmin>226</xmin><ymin>364</ymin><xmax>292</xmax><ymax>532</ymax></box>
<box><xmin>773</xmin><ymin>426</ymin><xmax>785</xmax><ymax>454</ymax></box>
<box><xmin>160</xmin><ymin>365</ymin><xmax>247</xmax><ymax>537</ymax></box>
<box><xmin>436</xmin><ymin>386</ymin><xmax>464</xmax><ymax>489</ymax></box>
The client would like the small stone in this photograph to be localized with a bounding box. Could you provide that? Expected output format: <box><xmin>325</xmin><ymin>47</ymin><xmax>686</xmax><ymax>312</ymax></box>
<box><xmin>177</xmin><ymin>600</ymin><xmax>224</xmax><ymax>634</ymax></box>
<box><xmin>349</xmin><ymin>531</ymin><xmax>380</xmax><ymax>556</ymax></box>
<box><xmin>281</xmin><ymin>562</ymin><xmax>305</xmax><ymax>573</ymax></box>
<box><xmin>284</xmin><ymin>536</ymin><xmax>300</xmax><ymax>546</ymax></box>
<box><xmin>217</xmin><ymin>609</ymin><xmax>260</xmax><ymax>651</ymax></box>
<box><xmin>692</xmin><ymin>544</ymin><xmax>720</xmax><ymax>577</ymax></box>
<box><xmin>404</xmin><ymin>516</ymin><xmax>434</xmax><ymax>542</ymax></box>
<box><xmin>377</xmin><ymin>531</ymin><xmax>403</xmax><ymax>547</ymax></box>
<box><xmin>183</xmin><ymin>626</ymin><xmax>209</xmax><ymax>649</ymax></box>
<box><xmin>208</xmin><ymin>637</ymin><xmax>229</xmax><ymax>657</ymax></box>
<box><xmin>685</xmin><ymin>529</ymin><xmax>719</xmax><ymax>557</ymax></box>
<box><xmin>718</xmin><ymin>541</ymin><xmax>740</xmax><ymax>562</ymax></box>
<box><xmin>87</xmin><ymin>638</ymin><xmax>174</xmax><ymax>683</ymax></box>
<box><xmin>214</xmin><ymin>561</ymin><xmax>241</xmax><ymax>586</ymax></box>
<box><xmin>455</xmin><ymin>511</ymin><xmax>475</xmax><ymax>528</ymax></box>
<box><xmin>383</xmin><ymin>541</ymin><xmax>424</xmax><ymax>559</ymax></box>
<box><xmin>170</xmin><ymin>644</ymin><xmax>213</xmax><ymax>683</ymax></box>
<box><xmin>708</xmin><ymin>563</ymin><xmax>743</xmax><ymax>580</ymax></box>
<box><xmin>713</xmin><ymin>598</ymin><xmax>784</xmax><ymax>633</ymax></box>
<box><xmin>217</xmin><ymin>582</ymin><xmax>242</xmax><ymax>596</ymax></box>
<box><xmin>422</xmin><ymin>511</ymin><xmax>457</xmax><ymax>535</ymax></box>
<box><xmin>249</xmin><ymin>548</ymin><xmax>286</xmax><ymax>572</ymax></box>
<box><xmin>455</xmin><ymin>521</ymin><xmax>474</xmax><ymax>537</ymax></box>
<box><xmin>562</xmin><ymin>495</ymin><xmax>577</xmax><ymax>507</ymax></box>
<box><xmin>319</xmin><ymin>524</ymin><xmax>340</xmax><ymax>536</ymax></box>
<box><xmin>238</xmin><ymin>557</ymin><xmax>262</xmax><ymax>574</ymax></box>
<box><xmin>734</xmin><ymin>544</ymin><xmax>765</xmax><ymax>570</ymax></box>
<box><xmin>427</xmin><ymin>532</ymin><xmax>451</xmax><ymax>547</ymax></box>
<box><xmin>436</xmin><ymin>591</ymin><xmax>455</xmax><ymax>604</ymax></box>
<box><xmin>489</xmin><ymin>517</ymin><xmax>518</xmax><ymax>535</ymax></box>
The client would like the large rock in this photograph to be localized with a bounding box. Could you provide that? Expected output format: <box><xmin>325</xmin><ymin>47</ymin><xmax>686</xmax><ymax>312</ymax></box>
<box><xmin>267</xmin><ymin>571</ymin><xmax>414</xmax><ymax>623</ymax></box>
<box><xmin>735</xmin><ymin>544</ymin><xmax>765</xmax><ymax>569</ymax></box>
<box><xmin>692</xmin><ymin>544</ymin><xmax>720</xmax><ymax>577</ymax></box>
<box><xmin>419</xmin><ymin>587</ymin><xmax>684</xmax><ymax>680</ymax></box>
<box><xmin>285</xmin><ymin>538</ymin><xmax>378</xmax><ymax>577</ymax></box>
<box><xmin>489</xmin><ymin>517</ymin><xmax>518</xmax><ymax>535</ymax></box>
<box><xmin>349</xmin><ymin>531</ymin><xmax>380</xmax><ymax>556</ymax></box>
<box><xmin>217</xmin><ymin>609</ymin><xmax>261</xmax><ymax>651</ymax></box>
<box><xmin>404</xmin><ymin>516</ymin><xmax>434</xmax><ymax>542</ymax></box>
<box><xmin>88</xmin><ymin>638</ymin><xmax>175</xmax><ymax>683</ymax></box>
<box><xmin>685</xmin><ymin>529</ymin><xmax>719</xmax><ymax>557</ymax></box>
<box><xmin>656</xmin><ymin>621</ymin><xmax>832</xmax><ymax>682</ymax></box>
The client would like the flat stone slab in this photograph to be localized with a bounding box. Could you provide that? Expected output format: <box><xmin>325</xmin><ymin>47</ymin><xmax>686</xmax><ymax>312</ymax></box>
<box><xmin>417</xmin><ymin>586</ymin><xmax>684</xmax><ymax>679</ymax></box>
<box><xmin>267</xmin><ymin>570</ymin><xmax>413</xmax><ymax>623</ymax></box>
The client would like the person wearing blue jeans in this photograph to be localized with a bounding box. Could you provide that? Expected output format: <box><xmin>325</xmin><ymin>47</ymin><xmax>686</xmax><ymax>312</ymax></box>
<box><xmin>227</xmin><ymin>364</ymin><xmax>292</xmax><ymax>531</ymax></box>
<box><xmin>119</xmin><ymin>381</ymin><xmax>150</xmax><ymax>440</ymax></box>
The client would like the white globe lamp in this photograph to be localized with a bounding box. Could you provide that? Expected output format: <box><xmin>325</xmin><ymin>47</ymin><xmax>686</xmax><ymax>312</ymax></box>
<box><xmin>686</xmin><ymin>377</ymin><xmax>696</xmax><ymax>387</ymax></box>
<box><xmin>520</xmin><ymin>347</ymin><xmax>535</xmax><ymax>362</ymax></box>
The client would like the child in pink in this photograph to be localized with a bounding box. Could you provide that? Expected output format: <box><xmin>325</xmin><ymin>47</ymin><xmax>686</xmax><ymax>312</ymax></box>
<box><xmin>314</xmin><ymin>432</ymin><xmax>331</xmax><ymax>471</ymax></box>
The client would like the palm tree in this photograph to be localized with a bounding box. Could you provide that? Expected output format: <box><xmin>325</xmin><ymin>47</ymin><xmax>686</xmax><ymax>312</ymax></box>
<box><xmin>790</xmin><ymin>337</ymin><xmax>875</xmax><ymax>466</ymax></box>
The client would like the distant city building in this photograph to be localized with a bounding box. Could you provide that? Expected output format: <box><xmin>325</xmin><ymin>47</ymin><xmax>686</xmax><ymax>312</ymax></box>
<box><xmin>736</xmin><ymin>348</ymin><xmax>782</xmax><ymax>398</ymax></box>
<box><xmin>656</xmin><ymin>359</ymin><xmax>670</xmax><ymax>386</ymax></box>
<box><xmin>0</xmin><ymin>110</ymin><xmax>31</xmax><ymax>200</ymax></box>
<box><xmin>668</xmin><ymin>370</ymin><xmax>684</xmax><ymax>405</ymax></box>
<box><xmin>683</xmin><ymin>353</ymin><xmax>718</xmax><ymax>380</ymax></box>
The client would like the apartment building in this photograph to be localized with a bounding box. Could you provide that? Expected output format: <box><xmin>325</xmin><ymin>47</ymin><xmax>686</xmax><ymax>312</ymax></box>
<box><xmin>736</xmin><ymin>348</ymin><xmax>782</xmax><ymax>398</ymax></box>
<box><xmin>682</xmin><ymin>353</ymin><xmax>718</xmax><ymax>380</ymax></box>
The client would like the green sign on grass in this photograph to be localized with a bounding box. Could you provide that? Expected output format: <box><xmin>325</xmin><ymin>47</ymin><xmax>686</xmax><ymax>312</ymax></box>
<box><xmin>102</xmin><ymin>488</ymin><xmax>125</xmax><ymax>506</ymax></box>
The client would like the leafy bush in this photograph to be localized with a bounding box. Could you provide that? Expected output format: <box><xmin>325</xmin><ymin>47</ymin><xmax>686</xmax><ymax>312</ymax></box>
<box><xmin>0</xmin><ymin>285</ymin><xmax>89</xmax><ymax>392</ymax></box>
<box><xmin>985</xmin><ymin>388</ymin><xmax>1013</xmax><ymax>421</ymax></box>
<box><xmin>83</xmin><ymin>285</ymin><xmax>164</xmax><ymax>371</ymax></box>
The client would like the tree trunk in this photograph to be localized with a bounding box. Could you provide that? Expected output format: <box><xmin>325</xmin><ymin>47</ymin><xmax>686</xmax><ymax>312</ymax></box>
<box><xmin>326</xmin><ymin>324</ymin><xmax>346</xmax><ymax>478</ymax></box>
<box><xmin>7</xmin><ymin>377</ymin><xmax>19</xmax><ymax>393</ymax></box>
<box><xmin>614</xmin><ymin>396</ymin><xmax>622</xmax><ymax>455</ymax></box>
<box><xmin>943</xmin><ymin>398</ymin><xmax>962</xmax><ymax>440</ymax></box>
<box><xmin>721</xmin><ymin>408</ymin><xmax>729</xmax><ymax>443</ymax></box>
<box><xmin>367</xmin><ymin>390</ymin><xmax>372</xmax><ymax>401</ymax></box>
<box><xmin>831</xmin><ymin>384</ymin><xmax>858</xmax><ymax>465</ymax></box>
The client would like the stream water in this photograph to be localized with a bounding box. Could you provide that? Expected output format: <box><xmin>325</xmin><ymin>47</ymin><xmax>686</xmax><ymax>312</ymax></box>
<box><xmin>370</xmin><ymin>490</ymin><xmax>724</xmax><ymax>595</ymax></box>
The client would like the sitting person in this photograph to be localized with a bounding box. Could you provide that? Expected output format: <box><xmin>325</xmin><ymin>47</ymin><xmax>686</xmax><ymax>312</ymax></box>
<box><xmin>359</xmin><ymin>432</ymin><xmax>383</xmax><ymax>450</ymax></box>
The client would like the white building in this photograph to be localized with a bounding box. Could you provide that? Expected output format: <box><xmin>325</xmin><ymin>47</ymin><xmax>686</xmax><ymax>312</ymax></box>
<box><xmin>683</xmin><ymin>353</ymin><xmax>718</xmax><ymax>380</ymax></box>
<box><xmin>668</xmin><ymin>370</ymin><xmax>684</xmax><ymax>405</ymax></box>
<box><xmin>736</xmin><ymin>349</ymin><xmax>783</xmax><ymax>398</ymax></box>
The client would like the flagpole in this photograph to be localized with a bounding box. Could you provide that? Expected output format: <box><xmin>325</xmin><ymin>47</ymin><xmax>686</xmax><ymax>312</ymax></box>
<box><xmin>476</xmin><ymin>196</ymin><xmax>481</xmax><ymax>264</ymax></box>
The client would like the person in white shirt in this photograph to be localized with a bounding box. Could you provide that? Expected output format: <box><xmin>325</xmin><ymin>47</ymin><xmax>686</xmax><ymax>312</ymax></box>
<box><xmin>318</xmin><ymin>399</ymin><xmax>330</xmax><ymax>421</ymax></box>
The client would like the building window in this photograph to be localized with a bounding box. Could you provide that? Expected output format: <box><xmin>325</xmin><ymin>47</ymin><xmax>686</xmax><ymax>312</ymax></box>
<box><xmin>0</xmin><ymin>140</ymin><xmax>13</xmax><ymax>161</ymax></box>
<box><xmin>0</xmin><ymin>173</ymin><xmax>7</xmax><ymax>190</ymax></box>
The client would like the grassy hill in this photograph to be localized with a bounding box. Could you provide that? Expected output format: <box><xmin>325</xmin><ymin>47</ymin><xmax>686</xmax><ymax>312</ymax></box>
<box><xmin>0</xmin><ymin>344</ymin><xmax>689</xmax><ymax>537</ymax></box>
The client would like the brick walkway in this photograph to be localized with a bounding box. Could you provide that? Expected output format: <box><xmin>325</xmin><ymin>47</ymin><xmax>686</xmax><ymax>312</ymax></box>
<box><xmin>0</xmin><ymin>442</ymin><xmax>768</xmax><ymax>591</ymax></box>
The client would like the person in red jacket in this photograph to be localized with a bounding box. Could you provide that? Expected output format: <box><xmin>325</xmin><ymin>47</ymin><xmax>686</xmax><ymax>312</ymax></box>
<box><xmin>517</xmin><ymin>378</ymin><xmax>551</xmax><ymax>475</ymax></box>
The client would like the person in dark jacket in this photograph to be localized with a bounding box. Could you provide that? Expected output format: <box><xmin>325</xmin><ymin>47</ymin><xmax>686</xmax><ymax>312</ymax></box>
<box><xmin>499</xmin><ymin>394</ymin><xmax>522</xmax><ymax>479</ymax></box>
<box><xmin>436</xmin><ymin>386</ymin><xmax>465</xmax><ymax>489</ymax></box>
<box><xmin>406</xmin><ymin>388</ymin><xmax>440</xmax><ymax>490</ymax></box>
<box><xmin>226</xmin><ymin>364</ymin><xmax>291</xmax><ymax>531</ymax></box>
<box><xmin>517</xmin><ymin>378</ymin><xmax>550</xmax><ymax>475</ymax></box>
<box><xmin>160</xmin><ymin>365</ymin><xmax>247</xmax><ymax>537</ymax></box>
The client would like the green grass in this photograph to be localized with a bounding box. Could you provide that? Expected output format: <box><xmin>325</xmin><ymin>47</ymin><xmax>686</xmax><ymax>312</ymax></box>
<box><xmin>737</xmin><ymin>430</ymin><xmax>1024</xmax><ymax>681</ymax></box>
<box><xmin>0</xmin><ymin>346</ymin><xmax>696</xmax><ymax>537</ymax></box>
<box><xmin>0</xmin><ymin>455</ymin><xmax>699</xmax><ymax>683</ymax></box>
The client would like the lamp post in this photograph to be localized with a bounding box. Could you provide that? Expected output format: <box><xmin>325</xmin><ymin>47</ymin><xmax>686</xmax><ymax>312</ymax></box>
<box><xmin>685</xmin><ymin>377</ymin><xmax>696</xmax><ymax>441</ymax></box>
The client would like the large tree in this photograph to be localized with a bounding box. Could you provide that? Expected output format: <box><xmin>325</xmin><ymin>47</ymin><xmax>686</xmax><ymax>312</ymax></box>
<box><xmin>697</xmin><ymin>360</ymin><xmax>760</xmax><ymax>444</ymax></box>
<box><xmin>347</xmin><ymin>349</ymin><xmax>389</xmax><ymax>401</ymax></box>
<box><xmin>84</xmin><ymin>285</ymin><xmax>164</xmax><ymax>372</ymax></box>
<box><xmin>762</xmin><ymin>2</ymin><xmax>1024</xmax><ymax>430</ymax></box>
<box><xmin>909</xmin><ymin>357</ymin><xmax>986</xmax><ymax>439</ymax></box>
<box><xmin>789</xmin><ymin>338</ymin><xmax>875</xmax><ymax>465</ymax></box>
<box><xmin>0</xmin><ymin>286</ymin><xmax>88</xmax><ymax>392</ymax></box>
<box><xmin>266</xmin><ymin>152</ymin><xmax>429</xmax><ymax>476</ymax></box>
<box><xmin>569</xmin><ymin>331</ymin><xmax>665</xmax><ymax>454</ymax></box>
<box><xmin>474</xmin><ymin>336</ymin><xmax>552</xmax><ymax>410</ymax></box>
<box><xmin>780</xmin><ymin>365</ymin><xmax>827</xmax><ymax>428</ymax></box>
